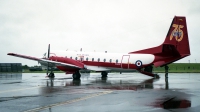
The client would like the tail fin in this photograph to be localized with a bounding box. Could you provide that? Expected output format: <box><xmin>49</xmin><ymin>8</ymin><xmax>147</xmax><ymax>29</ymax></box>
<box><xmin>164</xmin><ymin>16</ymin><xmax>190</xmax><ymax>56</ymax></box>
<box><xmin>129</xmin><ymin>16</ymin><xmax>190</xmax><ymax>67</ymax></box>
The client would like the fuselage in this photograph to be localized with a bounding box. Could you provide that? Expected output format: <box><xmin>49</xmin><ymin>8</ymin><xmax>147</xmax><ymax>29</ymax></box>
<box><xmin>40</xmin><ymin>51</ymin><xmax>155</xmax><ymax>73</ymax></box>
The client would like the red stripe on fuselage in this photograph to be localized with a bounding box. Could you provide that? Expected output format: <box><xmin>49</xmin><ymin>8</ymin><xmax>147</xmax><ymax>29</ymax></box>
<box><xmin>49</xmin><ymin>56</ymin><xmax>151</xmax><ymax>73</ymax></box>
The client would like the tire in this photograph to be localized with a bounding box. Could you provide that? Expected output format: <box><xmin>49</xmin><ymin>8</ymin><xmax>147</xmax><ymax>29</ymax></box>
<box><xmin>72</xmin><ymin>71</ymin><xmax>81</xmax><ymax>80</ymax></box>
<box><xmin>48</xmin><ymin>73</ymin><xmax>55</xmax><ymax>78</ymax></box>
<box><xmin>101</xmin><ymin>71</ymin><xmax>108</xmax><ymax>77</ymax></box>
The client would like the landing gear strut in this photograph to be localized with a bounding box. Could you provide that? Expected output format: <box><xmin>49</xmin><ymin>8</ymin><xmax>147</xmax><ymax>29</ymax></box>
<box><xmin>101</xmin><ymin>71</ymin><xmax>108</xmax><ymax>77</ymax></box>
<box><xmin>48</xmin><ymin>72</ymin><xmax>55</xmax><ymax>78</ymax></box>
<box><xmin>165</xmin><ymin>65</ymin><xmax>169</xmax><ymax>89</ymax></box>
<box><xmin>165</xmin><ymin>65</ymin><xmax>169</xmax><ymax>78</ymax></box>
<box><xmin>47</xmin><ymin>67</ymin><xmax>55</xmax><ymax>78</ymax></box>
<box><xmin>72</xmin><ymin>71</ymin><xmax>81</xmax><ymax>80</ymax></box>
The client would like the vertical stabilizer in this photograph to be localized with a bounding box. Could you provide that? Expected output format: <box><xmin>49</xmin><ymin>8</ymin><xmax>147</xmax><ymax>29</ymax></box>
<box><xmin>164</xmin><ymin>16</ymin><xmax>190</xmax><ymax>57</ymax></box>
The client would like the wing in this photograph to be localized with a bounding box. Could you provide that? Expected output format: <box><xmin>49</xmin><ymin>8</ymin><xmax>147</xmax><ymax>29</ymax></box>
<box><xmin>7</xmin><ymin>53</ymin><xmax>84</xmax><ymax>69</ymax></box>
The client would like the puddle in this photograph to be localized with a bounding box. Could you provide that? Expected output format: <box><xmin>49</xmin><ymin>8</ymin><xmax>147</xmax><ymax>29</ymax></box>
<box><xmin>150</xmin><ymin>97</ymin><xmax>191</xmax><ymax>109</ymax></box>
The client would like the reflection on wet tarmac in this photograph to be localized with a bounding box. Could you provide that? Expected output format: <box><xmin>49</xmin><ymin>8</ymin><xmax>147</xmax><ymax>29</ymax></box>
<box><xmin>1</xmin><ymin>73</ymin><xmax>200</xmax><ymax>112</ymax></box>
<box><xmin>165</xmin><ymin>72</ymin><xmax>169</xmax><ymax>90</ymax></box>
<box><xmin>88</xmin><ymin>78</ymin><xmax>158</xmax><ymax>90</ymax></box>
<box><xmin>46</xmin><ymin>78</ymin><xmax>54</xmax><ymax>87</ymax></box>
<box><xmin>0</xmin><ymin>73</ymin><xmax>22</xmax><ymax>80</ymax></box>
<box><xmin>46</xmin><ymin>76</ymin><xmax>160</xmax><ymax>90</ymax></box>
<box><xmin>0</xmin><ymin>73</ymin><xmax>22</xmax><ymax>85</ymax></box>
<box><xmin>162</xmin><ymin>98</ymin><xmax>191</xmax><ymax>109</ymax></box>
<box><xmin>41</xmin><ymin>73</ymin><xmax>193</xmax><ymax>110</ymax></box>
<box><xmin>152</xmin><ymin>96</ymin><xmax>191</xmax><ymax>109</ymax></box>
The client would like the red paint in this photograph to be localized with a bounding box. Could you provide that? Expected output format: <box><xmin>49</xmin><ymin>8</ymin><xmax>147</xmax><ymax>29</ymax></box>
<box><xmin>49</xmin><ymin>56</ymin><xmax>84</xmax><ymax>69</ymax></box>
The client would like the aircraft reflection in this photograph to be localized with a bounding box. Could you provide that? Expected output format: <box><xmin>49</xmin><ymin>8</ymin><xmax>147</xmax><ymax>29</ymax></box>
<box><xmin>152</xmin><ymin>97</ymin><xmax>191</xmax><ymax>109</ymax></box>
<box><xmin>70</xmin><ymin>79</ymin><xmax>81</xmax><ymax>86</ymax></box>
<box><xmin>42</xmin><ymin>77</ymin><xmax>160</xmax><ymax>94</ymax></box>
<box><xmin>46</xmin><ymin>78</ymin><xmax>54</xmax><ymax>87</ymax></box>
<box><xmin>90</xmin><ymin>78</ymin><xmax>158</xmax><ymax>90</ymax></box>
<box><xmin>42</xmin><ymin>75</ymin><xmax>170</xmax><ymax>94</ymax></box>
<box><xmin>150</xmin><ymin>74</ymin><xmax>191</xmax><ymax>109</ymax></box>
<box><xmin>165</xmin><ymin>73</ymin><xmax>169</xmax><ymax>90</ymax></box>
<box><xmin>74</xmin><ymin>77</ymin><xmax>159</xmax><ymax>90</ymax></box>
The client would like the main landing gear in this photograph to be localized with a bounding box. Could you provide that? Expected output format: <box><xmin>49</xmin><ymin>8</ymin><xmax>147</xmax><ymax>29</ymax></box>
<box><xmin>165</xmin><ymin>65</ymin><xmax>169</xmax><ymax>78</ymax></box>
<box><xmin>48</xmin><ymin>72</ymin><xmax>55</xmax><ymax>78</ymax></box>
<box><xmin>72</xmin><ymin>71</ymin><xmax>81</xmax><ymax>80</ymax></box>
<box><xmin>101</xmin><ymin>71</ymin><xmax>108</xmax><ymax>78</ymax></box>
<box><xmin>47</xmin><ymin>67</ymin><xmax>55</xmax><ymax>78</ymax></box>
<box><xmin>165</xmin><ymin>65</ymin><xmax>169</xmax><ymax>89</ymax></box>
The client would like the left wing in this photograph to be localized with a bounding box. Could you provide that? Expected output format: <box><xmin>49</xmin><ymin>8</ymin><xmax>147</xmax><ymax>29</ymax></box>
<box><xmin>7</xmin><ymin>53</ymin><xmax>85</xmax><ymax>69</ymax></box>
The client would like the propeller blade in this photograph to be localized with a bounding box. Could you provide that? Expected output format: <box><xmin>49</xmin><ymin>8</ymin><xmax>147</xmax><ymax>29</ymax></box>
<box><xmin>47</xmin><ymin>44</ymin><xmax>50</xmax><ymax>58</ymax></box>
<box><xmin>46</xmin><ymin>44</ymin><xmax>50</xmax><ymax>76</ymax></box>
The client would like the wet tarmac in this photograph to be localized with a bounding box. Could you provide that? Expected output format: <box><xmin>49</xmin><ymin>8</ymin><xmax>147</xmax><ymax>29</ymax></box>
<box><xmin>0</xmin><ymin>72</ymin><xmax>200</xmax><ymax>112</ymax></box>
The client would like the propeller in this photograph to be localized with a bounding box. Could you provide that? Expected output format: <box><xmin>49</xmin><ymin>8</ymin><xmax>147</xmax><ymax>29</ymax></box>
<box><xmin>46</xmin><ymin>44</ymin><xmax>50</xmax><ymax>76</ymax></box>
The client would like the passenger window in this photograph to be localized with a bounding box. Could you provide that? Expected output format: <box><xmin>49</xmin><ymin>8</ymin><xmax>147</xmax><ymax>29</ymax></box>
<box><xmin>110</xmin><ymin>59</ymin><xmax>112</xmax><ymax>63</ymax></box>
<box><xmin>92</xmin><ymin>58</ymin><xmax>94</xmax><ymax>61</ymax></box>
<box><xmin>116</xmin><ymin>59</ymin><xmax>118</xmax><ymax>63</ymax></box>
<box><xmin>104</xmin><ymin>59</ymin><xmax>106</xmax><ymax>62</ymax></box>
<box><xmin>86</xmin><ymin>57</ymin><xmax>88</xmax><ymax>61</ymax></box>
<box><xmin>98</xmin><ymin>58</ymin><xmax>100</xmax><ymax>62</ymax></box>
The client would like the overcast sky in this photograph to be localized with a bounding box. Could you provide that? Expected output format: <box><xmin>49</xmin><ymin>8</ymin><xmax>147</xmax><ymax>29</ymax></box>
<box><xmin>0</xmin><ymin>0</ymin><xmax>199</xmax><ymax>66</ymax></box>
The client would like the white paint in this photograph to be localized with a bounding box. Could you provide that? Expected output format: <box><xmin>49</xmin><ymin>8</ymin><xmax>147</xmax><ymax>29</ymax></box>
<box><xmin>85</xmin><ymin>65</ymin><xmax>137</xmax><ymax>72</ymax></box>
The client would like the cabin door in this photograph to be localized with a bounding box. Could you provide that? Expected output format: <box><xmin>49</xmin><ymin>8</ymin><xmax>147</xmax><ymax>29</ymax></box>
<box><xmin>121</xmin><ymin>55</ymin><xmax>130</xmax><ymax>69</ymax></box>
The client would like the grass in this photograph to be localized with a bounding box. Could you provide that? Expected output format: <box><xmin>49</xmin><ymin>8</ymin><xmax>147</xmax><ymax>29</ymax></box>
<box><xmin>154</xmin><ymin>63</ymin><xmax>200</xmax><ymax>73</ymax></box>
<box><xmin>6</xmin><ymin>63</ymin><xmax>200</xmax><ymax>73</ymax></box>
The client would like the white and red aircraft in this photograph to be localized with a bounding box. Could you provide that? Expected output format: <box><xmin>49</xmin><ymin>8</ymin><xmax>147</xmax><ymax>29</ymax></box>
<box><xmin>8</xmin><ymin>16</ymin><xmax>190</xmax><ymax>79</ymax></box>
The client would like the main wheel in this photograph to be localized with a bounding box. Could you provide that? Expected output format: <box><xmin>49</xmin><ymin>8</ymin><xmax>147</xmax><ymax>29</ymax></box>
<box><xmin>101</xmin><ymin>71</ymin><xmax>108</xmax><ymax>77</ymax></box>
<box><xmin>48</xmin><ymin>72</ymin><xmax>55</xmax><ymax>78</ymax></box>
<box><xmin>72</xmin><ymin>71</ymin><xmax>81</xmax><ymax>80</ymax></box>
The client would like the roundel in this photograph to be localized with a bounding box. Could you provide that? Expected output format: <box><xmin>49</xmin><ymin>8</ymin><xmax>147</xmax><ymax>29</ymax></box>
<box><xmin>135</xmin><ymin>60</ymin><xmax>142</xmax><ymax>67</ymax></box>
